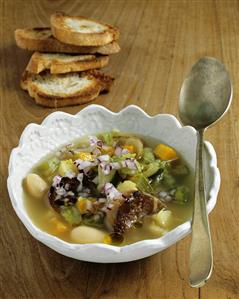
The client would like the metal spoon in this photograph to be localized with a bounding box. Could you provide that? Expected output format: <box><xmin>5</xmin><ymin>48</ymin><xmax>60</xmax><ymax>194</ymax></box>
<box><xmin>178</xmin><ymin>57</ymin><xmax>232</xmax><ymax>287</ymax></box>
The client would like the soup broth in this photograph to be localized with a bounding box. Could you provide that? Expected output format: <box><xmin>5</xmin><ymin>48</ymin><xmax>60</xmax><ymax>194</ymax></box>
<box><xmin>24</xmin><ymin>132</ymin><xmax>194</xmax><ymax>246</ymax></box>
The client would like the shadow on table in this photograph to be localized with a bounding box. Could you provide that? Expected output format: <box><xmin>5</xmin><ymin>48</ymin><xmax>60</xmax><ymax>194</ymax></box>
<box><xmin>0</xmin><ymin>43</ymin><xmax>52</xmax><ymax>110</ymax></box>
<box><xmin>1</xmin><ymin>43</ymin><xmax>31</xmax><ymax>91</ymax></box>
<box><xmin>37</xmin><ymin>241</ymin><xmax>159</xmax><ymax>298</ymax></box>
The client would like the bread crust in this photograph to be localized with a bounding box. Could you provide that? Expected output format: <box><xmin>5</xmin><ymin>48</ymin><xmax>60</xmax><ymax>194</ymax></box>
<box><xmin>15</xmin><ymin>28</ymin><xmax>120</xmax><ymax>54</ymax></box>
<box><xmin>50</xmin><ymin>12</ymin><xmax>120</xmax><ymax>46</ymax></box>
<box><xmin>21</xmin><ymin>70</ymin><xmax>114</xmax><ymax>108</ymax></box>
<box><xmin>26</xmin><ymin>52</ymin><xmax>109</xmax><ymax>74</ymax></box>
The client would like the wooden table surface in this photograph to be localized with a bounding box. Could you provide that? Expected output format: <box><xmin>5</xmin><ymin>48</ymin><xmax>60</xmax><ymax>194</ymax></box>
<box><xmin>1</xmin><ymin>0</ymin><xmax>239</xmax><ymax>298</ymax></box>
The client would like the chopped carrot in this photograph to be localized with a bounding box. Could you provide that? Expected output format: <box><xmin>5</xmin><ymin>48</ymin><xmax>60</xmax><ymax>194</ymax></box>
<box><xmin>50</xmin><ymin>217</ymin><xmax>69</xmax><ymax>234</ymax></box>
<box><xmin>154</xmin><ymin>144</ymin><xmax>178</xmax><ymax>161</ymax></box>
<box><xmin>76</xmin><ymin>197</ymin><xmax>95</xmax><ymax>214</ymax></box>
<box><xmin>76</xmin><ymin>198</ymin><xmax>87</xmax><ymax>213</ymax></box>
<box><xmin>103</xmin><ymin>235</ymin><xmax>112</xmax><ymax>245</ymax></box>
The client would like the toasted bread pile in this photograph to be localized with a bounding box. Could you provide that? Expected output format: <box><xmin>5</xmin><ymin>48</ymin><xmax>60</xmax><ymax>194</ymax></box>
<box><xmin>15</xmin><ymin>12</ymin><xmax>120</xmax><ymax>108</ymax></box>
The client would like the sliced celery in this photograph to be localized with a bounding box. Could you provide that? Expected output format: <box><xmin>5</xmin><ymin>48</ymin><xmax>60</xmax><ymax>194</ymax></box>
<box><xmin>37</xmin><ymin>157</ymin><xmax>60</xmax><ymax>180</ymax></box>
<box><xmin>162</xmin><ymin>170</ymin><xmax>177</xmax><ymax>189</ymax></box>
<box><xmin>142</xmin><ymin>147</ymin><xmax>155</xmax><ymax>164</ymax></box>
<box><xmin>60</xmin><ymin>206</ymin><xmax>82</xmax><ymax>225</ymax></box>
<box><xmin>98</xmin><ymin>132</ymin><xmax>113</xmax><ymax>146</ymax></box>
<box><xmin>143</xmin><ymin>161</ymin><xmax>161</xmax><ymax>177</ymax></box>
<box><xmin>131</xmin><ymin>173</ymin><xmax>153</xmax><ymax>193</ymax></box>
<box><xmin>174</xmin><ymin>186</ymin><xmax>189</xmax><ymax>204</ymax></box>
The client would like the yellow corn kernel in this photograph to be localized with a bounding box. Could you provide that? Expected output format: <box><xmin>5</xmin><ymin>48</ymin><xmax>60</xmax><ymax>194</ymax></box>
<box><xmin>122</xmin><ymin>145</ymin><xmax>136</xmax><ymax>153</ymax></box>
<box><xmin>101</xmin><ymin>146</ymin><xmax>115</xmax><ymax>156</ymax></box>
<box><xmin>154</xmin><ymin>144</ymin><xmax>178</xmax><ymax>161</ymax></box>
<box><xmin>50</xmin><ymin>217</ymin><xmax>69</xmax><ymax>234</ymax></box>
<box><xmin>74</xmin><ymin>152</ymin><xmax>94</xmax><ymax>161</ymax></box>
<box><xmin>103</xmin><ymin>235</ymin><xmax>112</xmax><ymax>245</ymax></box>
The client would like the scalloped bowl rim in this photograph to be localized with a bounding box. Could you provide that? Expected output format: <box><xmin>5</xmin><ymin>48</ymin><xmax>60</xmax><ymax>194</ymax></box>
<box><xmin>7</xmin><ymin>105</ymin><xmax>220</xmax><ymax>259</ymax></box>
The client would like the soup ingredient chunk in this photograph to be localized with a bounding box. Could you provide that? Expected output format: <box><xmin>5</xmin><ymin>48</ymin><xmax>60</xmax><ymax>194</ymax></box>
<box><xmin>71</xmin><ymin>226</ymin><xmax>106</xmax><ymax>243</ymax></box>
<box><xmin>106</xmin><ymin>191</ymin><xmax>165</xmax><ymax>237</ymax></box>
<box><xmin>24</xmin><ymin>173</ymin><xmax>48</xmax><ymax>199</ymax></box>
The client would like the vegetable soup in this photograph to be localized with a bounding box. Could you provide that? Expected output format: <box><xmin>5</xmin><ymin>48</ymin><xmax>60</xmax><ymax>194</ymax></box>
<box><xmin>23</xmin><ymin>131</ymin><xmax>193</xmax><ymax>246</ymax></box>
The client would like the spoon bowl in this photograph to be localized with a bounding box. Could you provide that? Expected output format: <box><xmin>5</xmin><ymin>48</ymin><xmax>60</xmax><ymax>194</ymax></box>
<box><xmin>179</xmin><ymin>57</ymin><xmax>232</xmax><ymax>287</ymax></box>
<box><xmin>179</xmin><ymin>57</ymin><xmax>232</xmax><ymax>129</ymax></box>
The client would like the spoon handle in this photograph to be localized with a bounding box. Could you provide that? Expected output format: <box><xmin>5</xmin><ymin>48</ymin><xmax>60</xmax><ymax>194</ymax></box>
<box><xmin>189</xmin><ymin>129</ymin><xmax>213</xmax><ymax>287</ymax></box>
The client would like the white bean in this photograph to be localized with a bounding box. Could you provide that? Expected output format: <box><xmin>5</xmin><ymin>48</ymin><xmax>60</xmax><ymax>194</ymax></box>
<box><xmin>25</xmin><ymin>173</ymin><xmax>48</xmax><ymax>199</ymax></box>
<box><xmin>70</xmin><ymin>226</ymin><xmax>106</xmax><ymax>244</ymax></box>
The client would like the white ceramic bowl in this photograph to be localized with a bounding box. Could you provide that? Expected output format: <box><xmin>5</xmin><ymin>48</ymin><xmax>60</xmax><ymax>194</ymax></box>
<box><xmin>7</xmin><ymin>105</ymin><xmax>220</xmax><ymax>263</ymax></box>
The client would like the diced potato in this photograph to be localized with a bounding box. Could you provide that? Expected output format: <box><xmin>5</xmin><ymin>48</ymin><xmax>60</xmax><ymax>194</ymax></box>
<box><xmin>154</xmin><ymin>144</ymin><xmax>178</xmax><ymax>161</ymax></box>
<box><xmin>24</xmin><ymin>173</ymin><xmax>48</xmax><ymax>199</ymax></box>
<box><xmin>117</xmin><ymin>180</ymin><xmax>138</xmax><ymax>193</ymax></box>
<box><xmin>152</xmin><ymin>209</ymin><xmax>173</xmax><ymax>228</ymax></box>
<box><xmin>73</xmin><ymin>152</ymin><xmax>94</xmax><ymax>161</ymax></box>
<box><xmin>70</xmin><ymin>226</ymin><xmax>106</xmax><ymax>243</ymax></box>
<box><xmin>147</xmin><ymin>223</ymin><xmax>168</xmax><ymax>236</ymax></box>
<box><xmin>58</xmin><ymin>159</ymin><xmax>78</xmax><ymax>176</ymax></box>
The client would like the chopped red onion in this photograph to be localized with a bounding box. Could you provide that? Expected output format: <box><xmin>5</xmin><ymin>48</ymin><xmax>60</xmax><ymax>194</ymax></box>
<box><xmin>104</xmin><ymin>183</ymin><xmax>122</xmax><ymax>200</ymax></box>
<box><xmin>159</xmin><ymin>191</ymin><xmax>173</xmax><ymax>202</ymax></box>
<box><xmin>89</xmin><ymin>136</ymin><xmax>103</xmax><ymax>148</ymax></box>
<box><xmin>122</xmin><ymin>148</ymin><xmax>130</xmax><ymax>155</ymax></box>
<box><xmin>55</xmin><ymin>186</ymin><xmax>67</xmax><ymax>196</ymax></box>
<box><xmin>99</xmin><ymin>162</ymin><xmax>112</xmax><ymax>175</ymax></box>
<box><xmin>97</xmin><ymin>155</ymin><xmax>110</xmax><ymax>162</ymax></box>
<box><xmin>65</xmin><ymin>171</ymin><xmax>76</xmax><ymax>179</ymax></box>
<box><xmin>114</xmin><ymin>146</ymin><xmax>123</xmax><ymax>156</ymax></box>
<box><xmin>52</xmin><ymin>175</ymin><xmax>62</xmax><ymax>187</ymax></box>
<box><xmin>124</xmin><ymin>158</ymin><xmax>137</xmax><ymax>169</ymax></box>
<box><xmin>111</xmin><ymin>162</ymin><xmax>121</xmax><ymax>170</ymax></box>
<box><xmin>75</xmin><ymin>159</ymin><xmax>97</xmax><ymax>170</ymax></box>
<box><xmin>83</xmin><ymin>167</ymin><xmax>91</xmax><ymax>174</ymax></box>
<box><xmin>92</xmin><ymin>148</ymin><xmax>101</xmax><ymax>156</ymax></box>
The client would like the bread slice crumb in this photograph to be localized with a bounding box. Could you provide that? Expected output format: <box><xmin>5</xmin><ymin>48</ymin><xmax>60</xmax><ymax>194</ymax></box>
<box><xmin>21</xmin><ymin>70</ymin><xmax>114</xmax><ymax>108</ymax></box>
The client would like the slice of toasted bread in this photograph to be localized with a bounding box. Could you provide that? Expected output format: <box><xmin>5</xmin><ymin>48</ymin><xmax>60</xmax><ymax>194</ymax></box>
<box><xmin>21</xmin><ymin>70</ymin><xmax>114</xmax><ymax>108</ymax></box>
<box><xmin>50</xmin><ymin>12</ymin><xmax>120</xmax><ymax>46</ymax></box>
<box><xmin>15</xmin><ymin>28</ymin><xmax>120</xmax><ymax>54</ymax></box>
<box><xmin>26</xmin><ymin>52</ymin><xmax>109</xmax><ymax>74</ymax></box>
